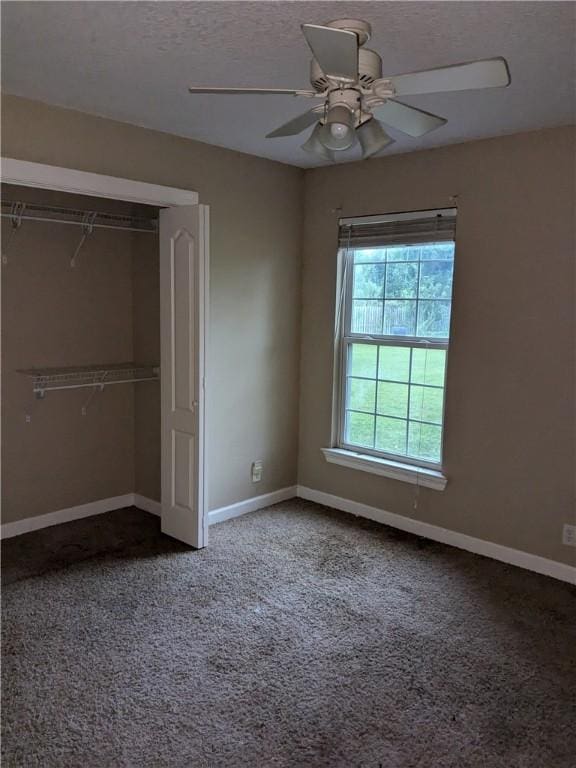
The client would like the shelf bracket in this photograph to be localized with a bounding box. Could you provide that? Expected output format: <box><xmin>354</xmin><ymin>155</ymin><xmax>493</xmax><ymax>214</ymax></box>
<box><xmin>81</xmin><ymin>372</ymin><xmax>108</xmax><ymax>415</ymax></box>
<box><xmin>70</xmin><ymin>211</ymin><xmax>97</xmax><ymax>268</ymax></box>
<box><xmin>2</xmin><ymin>202</ymin><xmax>26</xmax><ymax>265</ymax></box>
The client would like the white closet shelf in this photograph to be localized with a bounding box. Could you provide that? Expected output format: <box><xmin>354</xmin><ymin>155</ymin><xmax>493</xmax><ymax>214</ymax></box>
<box><xmin>1</xmin><ymin>200</ymin><xmax>158</xmax><ymax>233</ymax></box>
<box><xmin>18</xmin><ymin>363</ymin><xmax>159</xmax><ymax>399</ymax></box>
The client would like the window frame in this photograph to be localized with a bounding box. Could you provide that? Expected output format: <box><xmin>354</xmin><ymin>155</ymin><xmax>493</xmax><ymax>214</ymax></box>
<box><xmin>336</xmin><ymin>239</ymin><xmax>454</xmax><ymax>471</ymax></box>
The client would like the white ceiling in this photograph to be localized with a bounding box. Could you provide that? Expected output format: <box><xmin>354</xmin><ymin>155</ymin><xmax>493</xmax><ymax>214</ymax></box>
<box><xmin>1</xmin><ymin>1</ymin><xmax>574</xmax><ymax>168</ymax></box>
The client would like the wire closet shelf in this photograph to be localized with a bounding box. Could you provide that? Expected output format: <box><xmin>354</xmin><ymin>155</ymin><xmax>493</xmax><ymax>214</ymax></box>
<box><xmin>1</xmin><ymin>200</ymin><xmax>159</xmax><ymax>233</ymax></box>
<box><xmin>18</xmin><ymin>363</ymin><xmax>160</xmax><ymax>399</ymax></box>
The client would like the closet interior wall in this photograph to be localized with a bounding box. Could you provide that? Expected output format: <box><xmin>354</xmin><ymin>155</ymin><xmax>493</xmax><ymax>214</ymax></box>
<box><xmin>1</xmin><ymin>184</ymin><xmax>160</xmax><ymax>524</ymax></box>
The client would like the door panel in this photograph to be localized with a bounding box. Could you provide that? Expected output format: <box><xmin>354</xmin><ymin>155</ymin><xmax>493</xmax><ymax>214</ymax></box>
<box><xmin>160</xmin><ymin>205</ymin><xmax>209</xmax><ymax>548</ymax></box>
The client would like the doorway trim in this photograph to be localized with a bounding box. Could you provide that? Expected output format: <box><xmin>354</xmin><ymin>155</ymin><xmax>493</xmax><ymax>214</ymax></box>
<box><xmin>1</xmin><ymin>157</ymin><xmax>208</xmax><ymax>542</ymax></box>
<box><xmin>1</xmin><ymin>158</ymin><xmax>198</xmax><ymax>207</ymax></box>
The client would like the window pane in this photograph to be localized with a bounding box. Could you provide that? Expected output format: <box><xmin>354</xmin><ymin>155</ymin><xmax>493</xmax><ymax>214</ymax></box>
<box><xmin>341</xmin><ymin>231</ymin><xmax>455</xmax><ymax>467</ymax></box>
<box><xmin>354</xmin><ymin>248</ymin><xmax>387</xmax><ymax>263</ymax></box>
<box><xmin>386</xmin><ymin>246</ymin><xmax>417</xmax><ymax>262</ymax></box>
<box><xmin>416</xmin><ymin>300</ymin><xmax>451</xmax><ymax>337</ymax></box>
<box><xmin>376</xmin><ymin>416</ymin><xmax>407</xmax><ymax>454</ymax></box>
<box><xmin>409</xmin><ymin>385</ymin><xmax>443</xmax><ymax>424</ymax></box>
<box><xmin>408</xmin><ymin>422</ymin><xmax>442</xmax><ymax>462</ymax></box>
<box><xmin>377</xmin><ymin>382</ymin><xmax>408</xmax><ymax>418</ymax></box>
<box><xmin>346</xmin><ymin>412</ymin><xmax>375</xmax><ymax>448</ymax></box>
<box><xmin>348</xmin><ymin>378</ymin><xmax>376</xmax><ymax>413</ymax></box>
<box><xmin>350</xmin><ymin>343</ymin><xmax>377</xmax><ymax>378</ymax></box>
<box><xmin>419</xmin><ymin>261</ymin><xmax>454</xmax><ymax>299</ymax></box>
<box><xmin>420</xmin><ymin>242</ymin><xmax>454</xmax><ymax>261</ymax></box>
<box><xmin>353</xmin><ymin>264</ymin><xmax>385</xmax><ymax>298</ymax></box>
<box><xmin>411</xmin><ymin>349</ymin><xmax>446</xmax><ymax>387</ymax></box>
<box><xmin>378</xmin><ymin>346</ymin><xmax>410</xmax><ymax>382</ymax></box>
<box><xmin>383</xmin><ymin>300</ymin><xmax>416</xmax><ymax>336</ymax></box>
<box><xmin>385</xmin><ymin>262</ymin><xmax>418</xmax><ymax>298</ymax></box>
<box><xmin>351</xmin><ymin>300</ymin><xmax>383</xmax><ymax>334</ymax></box>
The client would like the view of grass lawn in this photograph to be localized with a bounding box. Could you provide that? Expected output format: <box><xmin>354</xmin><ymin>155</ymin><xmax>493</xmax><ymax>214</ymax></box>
<box><xmin>341</xmin><ymin>242</ymin><xmax>454</xmax><ymax>464</ymax></box>
<box><xmin>344</xmin><ymin>343</ymin><xmax>446</xmax><ymax>461</ymax></box>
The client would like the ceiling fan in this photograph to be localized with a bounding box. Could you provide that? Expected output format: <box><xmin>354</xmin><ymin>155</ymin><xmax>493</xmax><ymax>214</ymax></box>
<box><xmin>188</xmin><ymin>18</ymin><xmax>511</xmax><ymax>161</ymax></box>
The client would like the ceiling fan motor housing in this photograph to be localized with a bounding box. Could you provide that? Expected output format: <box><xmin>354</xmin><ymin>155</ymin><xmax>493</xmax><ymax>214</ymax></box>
<box><xmin>323</xmin><ymin>88</ymin><xmax>362</xmax><ymax>125</ymax></box>
<box><xmin>310</xmin><ymin>47</ymin><xmax>383</xmax><ymax>92</ymax></box>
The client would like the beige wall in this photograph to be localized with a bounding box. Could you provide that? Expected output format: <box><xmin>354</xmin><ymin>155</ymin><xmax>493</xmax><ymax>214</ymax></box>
<box><xmin>299</xmin><ymin>126</ymin><xmax>576</xmax><ymax>566</ymax></box>
<box><xmin>1</xmin><ymin>185</ymin><xmax>138</xmax><ymax>522</ymax></box>
<box><xmin>1</xmin><ymin>94</ymin><xmax>304</xmax><ymax>514</ymax></box>
<box><xmin>3</xmin><ymin>95</ymin><xmax>573</xmax><ymax>568</ymax></box>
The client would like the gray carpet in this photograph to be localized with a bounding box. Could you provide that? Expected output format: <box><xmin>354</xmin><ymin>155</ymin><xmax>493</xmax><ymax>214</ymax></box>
<box><xmin>2</xmin><ymin>500</ymin><xmax>575</xmax><ymax>768</ymax></box>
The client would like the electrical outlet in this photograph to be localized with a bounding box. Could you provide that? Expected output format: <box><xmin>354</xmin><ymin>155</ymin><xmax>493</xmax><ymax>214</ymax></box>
<box><xmin>251</xmin><ymin>461</ymin><xmax>263</xmax><ymax>483</ymax></box>
<box><xmin>562</xmin><ymin>524</ymin><xmax>576</xmax><ymax>547</ymax></box>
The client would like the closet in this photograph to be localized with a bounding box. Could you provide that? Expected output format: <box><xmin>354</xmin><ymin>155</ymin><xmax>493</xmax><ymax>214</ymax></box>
<box><xmin>1</xmin><ymin>167</ymin><xmax>208</xmax><ymax>548</ymax></box>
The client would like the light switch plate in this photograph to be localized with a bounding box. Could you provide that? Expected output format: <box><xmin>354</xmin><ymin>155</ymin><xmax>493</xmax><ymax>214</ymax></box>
<box><xmin>562</xmin><ymin>524</ymin><xmax>576</xmax><ymax>547</ymax></box>
<box><xmin>251</xmin><ymin>461</ymin><xmax>263</xmax><ymax>483</ymax></box>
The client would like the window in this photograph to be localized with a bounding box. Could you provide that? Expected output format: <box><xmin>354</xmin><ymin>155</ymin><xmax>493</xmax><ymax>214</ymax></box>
<box><xmin>336</xmin><ymin>209</ymin><xmax>456</xmax><ymax>470</ymax></box>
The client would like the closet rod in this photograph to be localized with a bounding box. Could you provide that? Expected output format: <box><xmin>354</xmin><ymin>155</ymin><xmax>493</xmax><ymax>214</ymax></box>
<box><xmin>0</xmin><ymin>211</ymin><xmax>156</xmax><ymax>234</ymax></box>
<box><xmin>33</xmin><ymin>376</ymin><xmax>159</xmax><ymax>394</ymax></box>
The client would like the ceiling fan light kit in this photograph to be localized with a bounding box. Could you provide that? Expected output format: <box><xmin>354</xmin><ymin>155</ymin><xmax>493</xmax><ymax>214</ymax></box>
<box><xmin>302</xmin><ymin>123</ymin><xmax>335</xmax><ymax>162</ymax></box>
<box><xmin>318</xmin><ymin>91</ymin><xmax>359</xmax><ymax>150</ymax></box>
<box><xmin>188</xmin><ymin>18</ymin><xmax>511</xmax><ymax>162</ymax></box>
<box><xmin>357</xmin><ymin>119</ymin><xmax>394</xmax><ymax>158</ymax></box>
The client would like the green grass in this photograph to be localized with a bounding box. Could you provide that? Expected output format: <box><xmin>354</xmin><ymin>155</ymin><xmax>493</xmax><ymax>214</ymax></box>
<box><xmin>345</xmin><ymin>343</ymin><xmax>446</xmax><ymax>461</ymax></box>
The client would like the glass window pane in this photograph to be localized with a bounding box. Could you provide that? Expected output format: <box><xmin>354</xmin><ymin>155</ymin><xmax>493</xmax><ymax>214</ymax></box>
<box><xmin>343</xmin><ymin>234</ymin><xmax>455</xmax><ymax>466</ymax></box>
<box><xmin>350</xmin><ymin>343</ymin><xmax>377</xmax><ymax>378</ymax></box>
<box><xmin>419</xmin><ymin>261</ymin><xmax>454</xmax><ymax>299</ymax></box>
<box><xmin>420</xmin><ymin>242</ymin><xmax>454</xmax><ymax>261</ymax></box>
<box><xmin>377</xmin><ymin>382</ymin><xmax>408</xmax><ymax>418</ymax></box>
<box><xmin>376</xmin><ymin>416</ymin><xmax>407</xmax><ymax>454</ymax></box>
<box><xmin>408</xmin><ymin>422</ymin><xmax>442</xmax><ymax>462</ymax></box>
<box><xmin>351</xmin><ymin>300</ymin><xmax>383</xmax><ymax>334</ymax></box>
<box><xmin>409</xmin><ymin>385</ymin><xmax>444</xmax><ymax>424</ymax></box>
<box><xmin>416</xmin><ymin>300</ymin><xmax>451</xmax><ymax>337</ymax></box>
<box><xmin>353</xmin><ymin>264</ymin><xmax>385</xmax><ymax>298</ymax></box>
<box><xmin>378</xmin><ymin>346</ymin><xmax>410</xmax><ymax>382</ymax></box>
<box><xmin>348</xmin><ymin>378</ymin><xmax>376</xmax><ymax>413</ymax></box>
<box><xmin>383</xmin><ymin>300</ymin><xmax>416</xmax><ymax>336</ymax></box>
<box><xmin>385</xmin><ymin>262</ymin><xmax>418</xmax><ymax>298</ymax></box>
<box><xmin>411</xmin><ymin>349</ymin><xmax>446</xmax><ymax>387</ymax></box>
<box><xmin>354</xmin><ymin>248</ymin><xmax>387</xmax><ymax>263</ymax></box>
<box><xmin>346</xmin><ymin>412</ymin><xmax>375</xmax><ymax>448</ymax></box>
<box><xmin>386</xmin><ymin>245</ymin><xmax>418</xmax><ymax>262</ymax></box>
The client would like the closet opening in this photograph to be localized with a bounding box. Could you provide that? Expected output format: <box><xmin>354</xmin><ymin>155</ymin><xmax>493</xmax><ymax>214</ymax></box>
<box><xmin>1</xmin><ymin>163</ymin><xmax>208</xmax><ymax>549</ymax></box>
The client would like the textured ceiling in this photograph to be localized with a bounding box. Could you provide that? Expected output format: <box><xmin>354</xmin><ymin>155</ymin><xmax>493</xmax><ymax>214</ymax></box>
<box><xmin>1</xmin><ymin>1</ymin><xmax>574</xmax><ymax>167</ymax></box>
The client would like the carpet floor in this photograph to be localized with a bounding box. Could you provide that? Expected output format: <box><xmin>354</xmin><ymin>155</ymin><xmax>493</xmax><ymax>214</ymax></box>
<box><xmin>2</xmin><ymin>500</ymin><xmax>575</xmax><ymax>768</ymax></box>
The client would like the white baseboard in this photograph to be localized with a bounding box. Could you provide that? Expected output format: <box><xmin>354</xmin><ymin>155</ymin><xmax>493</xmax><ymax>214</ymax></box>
<box><xmin>0</xmin><ymin>494</ymin><xmax>135</xmax><ymax>540</ymax></box>
<box><xmin>297</xmin><ymin>485</ymin><xmax>576</xmax><ymax>585</ymax></box>
<box><xmin>1</xmin><ymin>487</ymin><xmax>299</xmax><ymax>539</ymax></box>
<box><xmin>135</xmin><ymin>487</ymin><xmax>299</xmax><ymax>525</ymax></box>
<box><xmin>4</xmin><ymin>484</ymin><xmax>572</xmax><ymax>585</ymax></box>
<box><xmin>208</xmin><ymin>486</ymin><xmax>297</xmax><ymax>525</ymax></box>
<box><xmin>132</xmin><ymin>494</ymin><xmax>162</xmax><ymax>517</ymax></box>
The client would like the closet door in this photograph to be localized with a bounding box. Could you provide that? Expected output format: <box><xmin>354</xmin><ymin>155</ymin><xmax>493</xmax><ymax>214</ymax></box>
<box><xmin>159</xmin><ymin>205</ymin><xmax>209</xmax><ymax>548</ymax></box>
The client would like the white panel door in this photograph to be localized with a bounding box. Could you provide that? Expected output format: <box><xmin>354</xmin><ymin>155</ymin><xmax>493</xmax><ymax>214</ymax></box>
<box><xmin>160</xmin><ymin>205</ymin><xmax>209</xmax><ymax>548</ymax></box>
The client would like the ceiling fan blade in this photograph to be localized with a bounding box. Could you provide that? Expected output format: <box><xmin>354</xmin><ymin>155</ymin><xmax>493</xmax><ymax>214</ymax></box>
<box><xmin>301</xmin><ymin>24</ymin><xmax>358</xmax><ymax>81</ymax></box>
<box><xmin>389</xmin><ymin>57</ymin><xmax>511</xmax><ymax>96</ymax></box>
<box><xmin>301</xmin><ymin>124</ymin><xmax>335</xmax><ymax>162</ymax></box>
<box><xmin>357</xmin><ymin>119</ymin><xmax>395</xmax><ymax>158</ymax></box>
<box><xmin>373</xmin><ymin>100</ymin><xmax>446</xmax><ymax>137</ymax></box>
<box><xmin>266</xmin><ymin>109</ymin><xmax>320</xmax><ymax>138</ymax></box>
<box><xmin>188</xmin><ymin>87</ymin><xmax>315</xmax><ymax>95</ymax></box>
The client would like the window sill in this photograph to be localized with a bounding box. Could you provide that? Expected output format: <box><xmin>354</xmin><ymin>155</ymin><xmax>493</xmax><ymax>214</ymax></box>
<box><xmin>321</xmin><ymin>448</ymin><xmax>447</xmax><ymax>491</ymax></box>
